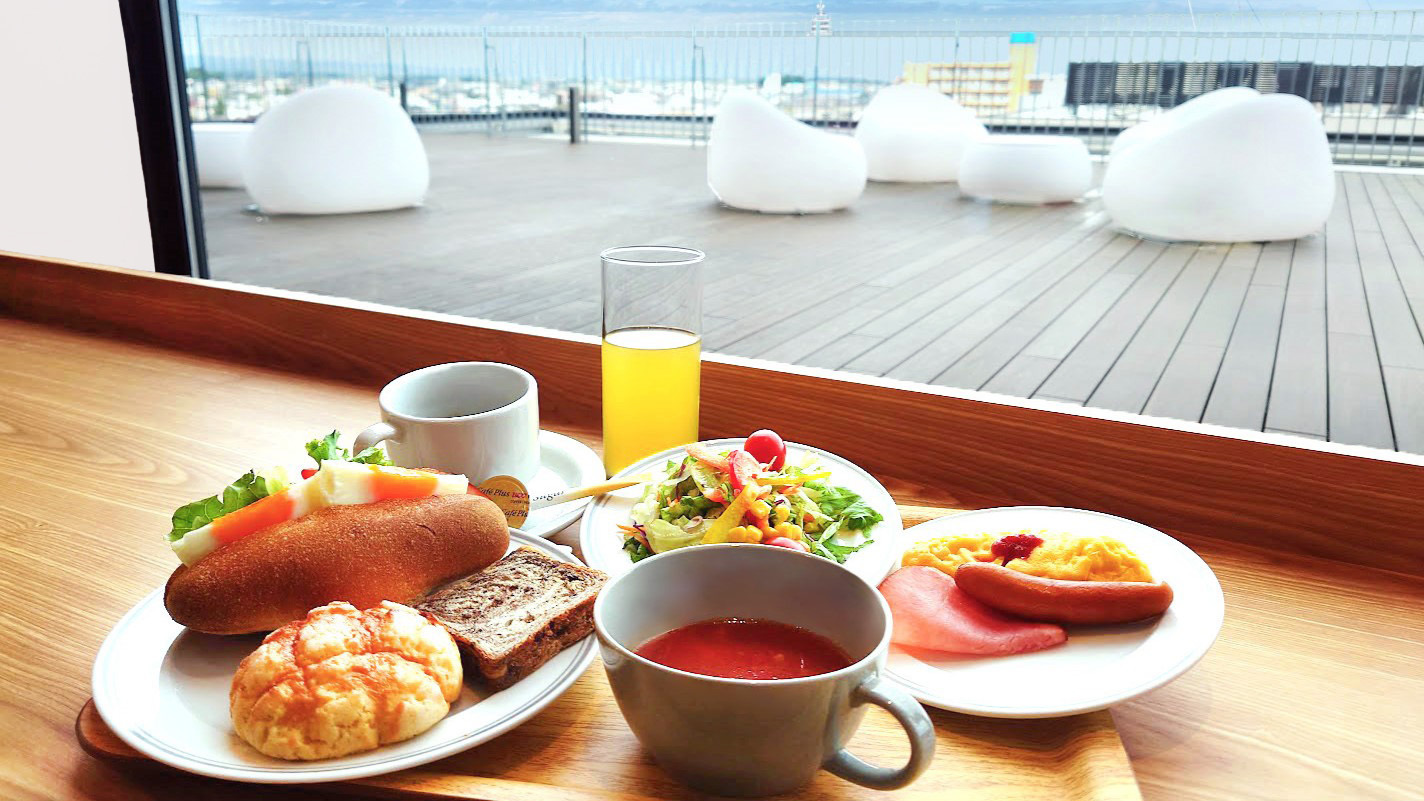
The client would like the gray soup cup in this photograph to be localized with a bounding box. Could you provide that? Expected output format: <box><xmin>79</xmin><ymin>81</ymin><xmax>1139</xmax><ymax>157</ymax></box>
<box><xmin>593</xmin><ymin>544</ymin><xmax>935</xmax><ymax>797</ymax></box>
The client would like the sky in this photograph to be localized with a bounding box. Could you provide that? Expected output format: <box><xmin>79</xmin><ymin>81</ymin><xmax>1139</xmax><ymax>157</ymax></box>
<box><xmin>177</xmin><ymin>0</ymin><xmax>1414</xmax><ymax>25</ymax></box>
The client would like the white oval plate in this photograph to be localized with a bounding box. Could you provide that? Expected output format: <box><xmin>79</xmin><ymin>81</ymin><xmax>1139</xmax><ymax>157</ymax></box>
<box><xmin>91</xmin><ymin>531</ymin><xmax>598</xmax><ymax>784</ymax></box>
<box><xmin>883</xmin><ymin>506</ymin><xmax>1224</xmax><ymax>718</ymax></box>
<box><xmin>579</xmin><ymin>438</ymin><xmax>903</xmax><ymax>585</ymax></box>
<box><xmin>516</xmin><ymin>430</ymin><xmax>605</xmax><ymax>539</ymax></box>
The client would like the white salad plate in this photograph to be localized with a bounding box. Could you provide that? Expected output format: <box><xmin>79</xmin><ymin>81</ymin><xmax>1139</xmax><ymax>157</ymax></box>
<box><xmin>515</xmin><ymin>430</ymin><xmax>606</xmax><ymax>539</ymax></box>
<box><xmin>883</xmin><ymin>506</ymin><xmax>1224</xmax><ymax>719</ymax></box>
<box><xmin>91</xmin><ymin>531</ymin><xmax>598</xmax><ymax>784</ymax></box>
<box><xmin>578</xmin><ymin>438</ymin><xmax>904</xmax><ymax>585</ymax></box>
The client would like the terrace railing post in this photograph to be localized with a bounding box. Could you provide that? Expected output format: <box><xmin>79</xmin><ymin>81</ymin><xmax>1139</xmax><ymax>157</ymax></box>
<box><xmin>568</xmin><ymin>85</ymin><xmax>579</xmax><ymax>144</ymax></box>
<box><xmin>581</xmin><ymin>32</ymin><xmax>588</xmax><ymax>133</ymax></box>
<box><xmin>399</xmin><ymin>34</ymin><xmax>409</xmax><ymax>114</ymax></box>
<box><xmin>384</xmin><ymin>27</ymin><xmax>395</xmax><ymax>96</ymax></box>
<box><xmin>690</xmin><ymin>31</ymin><xmax>698</xmax><ymax>146</ymax></box>
<box><xmin>483</xmin><ymin>29</ymin><xmax>493</xmax><ymax>136</ymax></box>
<box><xmin>812</xmin><ymin>29</ymin><xmax>822</xmax><ymax>125</ymax></box>
<box><xmin>193</xmin><ymin>15</ymin><xmax>209</xmax><ymax>120</ymax></box>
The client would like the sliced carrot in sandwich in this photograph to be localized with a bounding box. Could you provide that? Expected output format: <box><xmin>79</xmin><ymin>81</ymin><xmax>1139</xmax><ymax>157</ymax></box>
<box><xmin>210</xmin><ymin>492</ymin><xmax>298</xmax><ymax>545</ymax></box>
<box><xmin>368</xmin><ymin>465</ymin><xmax>440</xmax><ymax>500</ymax></box>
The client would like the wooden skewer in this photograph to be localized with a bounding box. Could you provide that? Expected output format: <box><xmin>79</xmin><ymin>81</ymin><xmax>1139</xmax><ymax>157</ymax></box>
<box><xmin>529</xmin><ymin>478</ymin><xmax>645</xmax><ymax>510</ymax></box>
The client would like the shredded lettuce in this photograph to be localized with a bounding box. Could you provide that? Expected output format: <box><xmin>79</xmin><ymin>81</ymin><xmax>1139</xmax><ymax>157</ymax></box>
<box><xmin>167</xmin><ymin>469</ymin><xmax>287</xmax><ymax>541</ymax></box>
<box><xmin>839</xmin><ymin>499</ymin><xmax>884</xmax><ymax>531</ymax></box>
<box><xmin>687</xmin><ymin>461</ymin><xmax>722</xmax><ymax>496</ymax></box>
<box><xmin>305</xmin><ymin>430</ymin><xmax>393</xmax><ymax>467</ymax></box>
<box><xmin>623</xmin><ymin>537</ymin><xmax>654</xmax><ymax>562</ymax></box>
<box><xmin>644</xmin><ymin>519</ymin><xmax>705</xmax><ymax>553</ymax></box>
<box><xmin>801</xmin><ymin>520</ymin><xmax>868</xmax><ymax>563</ymax></box>
<box><xmin>803</xmin><ymin>481</ymin><xmax>860</xmax><ymax>517</ymax></box>
<box><xmin>821</xmin><ymin>538</ymin><xmax>874</xmax><ymax>563</ymax></box>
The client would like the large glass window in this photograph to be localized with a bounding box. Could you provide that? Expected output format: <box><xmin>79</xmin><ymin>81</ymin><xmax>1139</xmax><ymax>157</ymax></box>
<box><xmin>130</xmin><ymin>4</ymin><xmax>1424</xmax><ymax>453</ymax></box>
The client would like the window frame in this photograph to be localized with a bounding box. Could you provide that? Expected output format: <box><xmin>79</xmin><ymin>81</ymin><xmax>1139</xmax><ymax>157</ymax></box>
<box><xmin>118</xmin><ymin>0</ymin><xmax>207</xmax><ymax>278</ymax></box>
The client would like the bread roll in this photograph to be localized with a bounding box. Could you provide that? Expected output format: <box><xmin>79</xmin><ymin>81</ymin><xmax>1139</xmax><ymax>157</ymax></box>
<box><xmin>230</xmin><ymin>601</ymin><xmax>463</xmax><ymax>760</ymax></box>
<box><xmin>165</xmin><ymin>494</ymin><xmax>509</xmax><ymax>634</ymax></box>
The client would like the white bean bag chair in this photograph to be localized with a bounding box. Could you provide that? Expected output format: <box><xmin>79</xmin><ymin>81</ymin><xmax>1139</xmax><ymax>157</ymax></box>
<box><xmin>958</xmin><ymin>135</ymin><xmax>1092</xmax><ymax>204</ymax></box>
<box><xmin>1102</xmin><ymin>93</ymin><xmax>1334</xmax><ymax>242</ymax></box>
<box><xmin>707</xmin><ymin>91</ymin><xmax>866</xmax><ymax>213</ymax></box>
<box><xmin>855</xmin><ymin>84</ymin><xmax>987</xmax><ymax>182</ymax></box>
<box><xmin>191</xmin><ymin>122</ymin><xmax>252</xmax><ymax>189</ymax></box>
<box><xmin>244</xmin><ymin>85</ymin><xmax>429</xmax><ymax>215</ymax></box>
<box><xmin>1110</xmin><ymin>86</ymin><xmax>1261</xmax><ymax>157</ymax></box>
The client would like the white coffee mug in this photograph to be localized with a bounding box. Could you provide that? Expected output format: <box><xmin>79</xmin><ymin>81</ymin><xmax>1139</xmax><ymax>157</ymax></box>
<box><xmin>352</xmin><ymin>362</ymin><xmax>540</xmax><ymax>484</ymax></box>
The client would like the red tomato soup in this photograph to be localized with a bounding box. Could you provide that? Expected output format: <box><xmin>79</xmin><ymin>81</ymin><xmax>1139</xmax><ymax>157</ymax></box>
<box><xmin>635</xmin><ymin>618</ymin><xmax>853</xmax><ymax>680</ymax></box>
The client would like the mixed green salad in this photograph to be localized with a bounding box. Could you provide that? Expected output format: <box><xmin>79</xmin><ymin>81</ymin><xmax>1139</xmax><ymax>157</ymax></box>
<box><xmin>619</xmin><ymin>429</ymin><xmax>884</xmax><ymax>565</ymax></box>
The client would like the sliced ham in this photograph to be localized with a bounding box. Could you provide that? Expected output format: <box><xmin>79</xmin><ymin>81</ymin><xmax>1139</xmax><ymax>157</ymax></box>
<box><xmin>878</xmin><ymin>567</ymin><xmax>1066</xmax><ymax>656</ymax></box>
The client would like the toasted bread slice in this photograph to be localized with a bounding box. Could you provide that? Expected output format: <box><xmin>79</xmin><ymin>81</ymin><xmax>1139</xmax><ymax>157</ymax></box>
<box><xmin>418</xmin><ymin>546</ymin><xmax>607</xmax><ymax>689</ymax></box>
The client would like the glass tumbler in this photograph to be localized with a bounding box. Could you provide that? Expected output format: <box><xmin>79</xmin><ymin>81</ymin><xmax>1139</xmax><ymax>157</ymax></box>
<box><xmin>600</xmin><ymin>246</ymin><xmax>705</xmax><ymax>475</ymax></box>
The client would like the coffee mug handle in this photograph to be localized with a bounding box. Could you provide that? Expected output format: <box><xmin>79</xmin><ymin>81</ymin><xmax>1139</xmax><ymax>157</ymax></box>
<box><xmin>353</xmin><ymin>422</ymin><xmax>400</xmax><ymax>456</ymax></box>
<box><xmin>824</xmin><ymin>675</ymin><xmax>936</xmax><ymax>790</ymax></box>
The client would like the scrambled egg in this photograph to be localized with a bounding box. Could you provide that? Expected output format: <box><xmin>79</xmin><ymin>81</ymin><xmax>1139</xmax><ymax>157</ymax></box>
<box><xmin>901</xmin><ymin>529</ymin><xmax>1153</xmax><ymax>583</ymax></box>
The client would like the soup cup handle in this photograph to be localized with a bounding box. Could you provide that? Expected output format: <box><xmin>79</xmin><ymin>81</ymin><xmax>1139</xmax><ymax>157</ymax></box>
<box><xmin>825</xmin><ymin>675</ymin><xmax>936</xmax><ymax>790</ymax></box>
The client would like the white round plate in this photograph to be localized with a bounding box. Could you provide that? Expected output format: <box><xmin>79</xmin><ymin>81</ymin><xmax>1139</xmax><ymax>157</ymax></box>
<box><xmin>883</xmin><ymin>506</ymin><xmax>1224</xmax><ymax>718</ymax></box>
<box><xmin>91</xmin><ymin>531</ymin><xmax>597</xmax><ymax>783</ymax></box>
<box><xmin>517</xmin><ymin>430</ymin><xmax>606</xmax><ymax>539</ymax></box>
<box><xmin>578</xmin><ymin>438</ymin><xmax>903</xmax><ymax>585</ymax></box>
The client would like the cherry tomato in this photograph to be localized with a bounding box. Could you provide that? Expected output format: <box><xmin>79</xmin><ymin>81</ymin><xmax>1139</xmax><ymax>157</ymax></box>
<box><xmin>765</xmin><ymin>537</ymin><xmax>808</xmax><ymax>552</ymax></box>
<box><xmin>727</xmin><ymin>449</ymin><xmax>761</xmax><ymax>493</ymax></box>
<box><xmin>744</xmin><ymin>429</ymin><xmax>786</xmax><ymax>471</ymax></box>
<box><xmin>300</xmin><ymin>468</ymin><xmax>318</xmax><ymax>480</ymax></box>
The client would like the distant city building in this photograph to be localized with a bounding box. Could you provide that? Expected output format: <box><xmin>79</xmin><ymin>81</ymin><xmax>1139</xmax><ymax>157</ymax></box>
<box><xmin>902</xmin><ymin>32</ymin><xmax>1037</xmax><ymax>114</ymax></box>
<box><xmin>1065</xmin><ymin>61</ymin><xmax>1424</xmax><ymax>114</ymax></box>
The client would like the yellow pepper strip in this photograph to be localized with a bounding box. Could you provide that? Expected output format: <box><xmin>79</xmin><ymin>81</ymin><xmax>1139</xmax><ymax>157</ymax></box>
<box><xmin>702</xmin><ymin>485</ymin><xmax>758</xmax><ymax>544</ymax></box>
<box><xmin>759</xmin><ymin>473</ymin><xmax>832</xmax><ymax>487</ymax></box>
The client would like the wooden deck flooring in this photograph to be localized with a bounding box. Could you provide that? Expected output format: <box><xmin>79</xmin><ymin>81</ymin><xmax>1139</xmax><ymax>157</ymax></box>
<box><xmin>202</xmin><ymin>135</ymin><xmax>1424</xmax><ymax>453</ymax></box>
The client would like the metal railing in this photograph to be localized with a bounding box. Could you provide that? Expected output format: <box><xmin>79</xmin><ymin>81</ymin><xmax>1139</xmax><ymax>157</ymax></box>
<box><xmin>179</xmin><ymin>11</ymin><xmax>1424</xmax><ymax>165</ymax></box>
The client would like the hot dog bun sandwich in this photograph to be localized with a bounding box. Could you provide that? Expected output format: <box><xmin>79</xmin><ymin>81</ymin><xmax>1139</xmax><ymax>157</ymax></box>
<box><xmin>163</xmin><ymin>432</ymin><xmax>509</xmax><ymax>635</ymax></box>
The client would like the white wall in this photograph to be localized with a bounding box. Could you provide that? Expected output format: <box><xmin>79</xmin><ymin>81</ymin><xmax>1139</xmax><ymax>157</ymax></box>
<box><xmin>0</xmin><ymin>1</ymin><xmax>154</xmax><ymax>271</ymax></box>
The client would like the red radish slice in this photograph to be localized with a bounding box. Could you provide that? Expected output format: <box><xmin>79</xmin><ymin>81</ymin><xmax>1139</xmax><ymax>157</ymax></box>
<box><xmin>727</xmin><ymin>450</ymin><xmax>760</xmax><ymax>493</ymax></box>
<box><xmin>685</xmin><ymin>443</ymin><xmax>730</xmax><ymax>473</ymax></box>
<box><xmin>878</xmin><ymin>567</ymin><xmax>1066</xmax><ymax>656</ymax></box>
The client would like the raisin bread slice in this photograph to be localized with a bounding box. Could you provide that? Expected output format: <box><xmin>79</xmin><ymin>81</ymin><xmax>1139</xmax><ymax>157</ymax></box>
<box><xmin>418</xmin><ymin>546</ymin><xmax>607</xmax><ymax>689</ymax></box>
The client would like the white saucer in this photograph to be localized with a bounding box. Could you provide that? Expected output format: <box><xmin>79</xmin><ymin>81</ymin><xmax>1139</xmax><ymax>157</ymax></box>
<box><xmin>91</xmin><ymin>531</ymin><xmax>597</xmax><ymax>783</ymax></box>
<box><xmin>579</xmin><ymin>438</ymin><xmax>903</xmax><ymax>585</ymax></box>
<box><xmin>883</xmin><ymin>506</ymin><xmax>1224</xmax><ymax>718</ymax></box>
<box><xmin>516</xmin><ymin>430</ymin><xmax>606</xmax><ymax>539</ymax></box>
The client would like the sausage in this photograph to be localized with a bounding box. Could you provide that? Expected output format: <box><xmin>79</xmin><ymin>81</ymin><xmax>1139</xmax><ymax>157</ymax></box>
<box><xmin>954</xmin><ymin>562</ymin><xmax>1173</xmax><ymax>625</ymax></box>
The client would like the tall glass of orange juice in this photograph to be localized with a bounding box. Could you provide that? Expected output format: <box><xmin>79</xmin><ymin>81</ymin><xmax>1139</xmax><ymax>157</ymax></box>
<box><xmin>600</xmin><ymin>246</ymin><xmax>704</xmax><ymax>474</ymax></box>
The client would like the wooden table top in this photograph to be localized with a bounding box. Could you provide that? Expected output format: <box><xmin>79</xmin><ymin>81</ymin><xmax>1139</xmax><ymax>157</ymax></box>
<box><xmin>2</xmin><ymin>316</ymin><xmax>1421</xmax><ymax>801</ymax></box>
